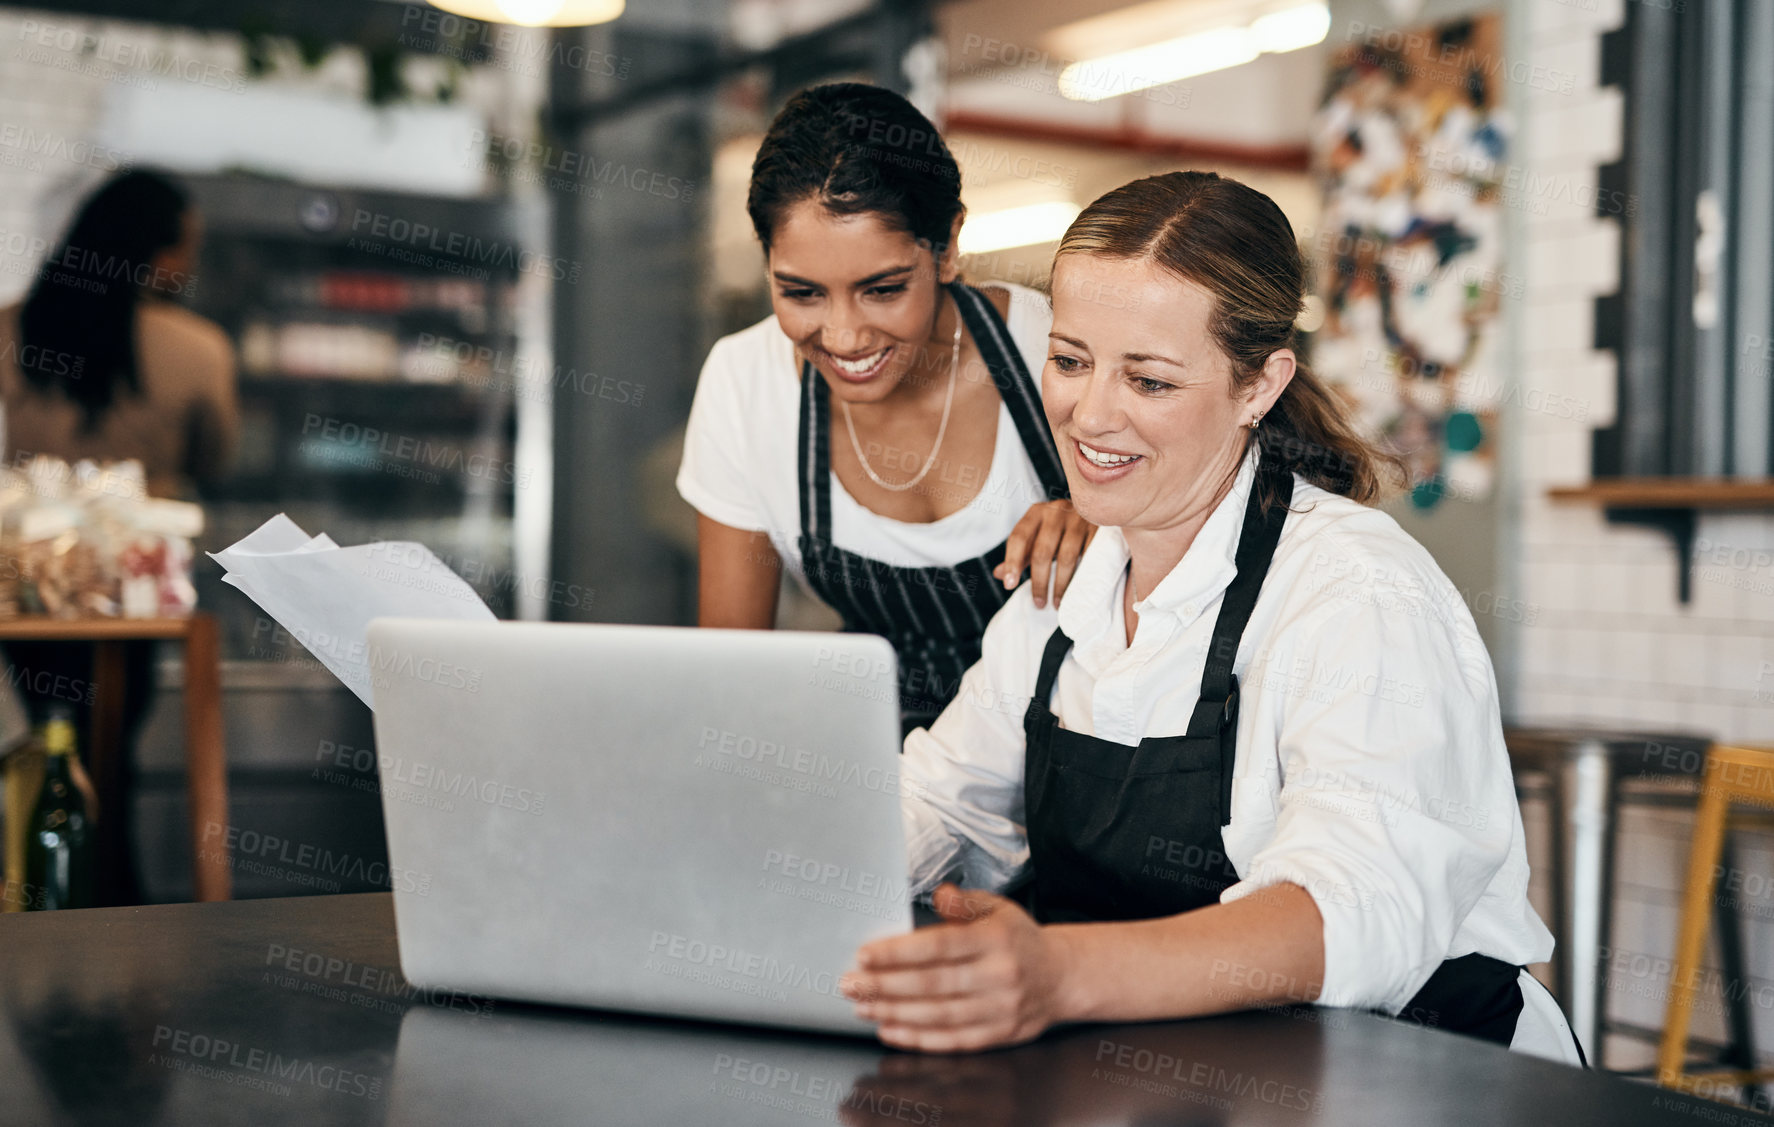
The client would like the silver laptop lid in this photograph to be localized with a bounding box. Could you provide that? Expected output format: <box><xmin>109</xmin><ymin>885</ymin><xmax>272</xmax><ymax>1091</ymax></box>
<box><xmin>366</xmin><ymin>619</ymin><xmax>909</xmax><ymax>1035</ymax></box>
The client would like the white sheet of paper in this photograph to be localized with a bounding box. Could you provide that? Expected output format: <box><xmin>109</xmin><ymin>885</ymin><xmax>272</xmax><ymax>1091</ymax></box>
<box><xmin>208</xmin><ymin>514</ymin><xmax>495</xmax><ymax>709</ymax></box>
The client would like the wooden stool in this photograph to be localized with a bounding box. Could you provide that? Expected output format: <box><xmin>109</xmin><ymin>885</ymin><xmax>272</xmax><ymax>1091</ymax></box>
<box><xmin>1658</xmin><ymin>744</ymin><xmax>1774</xmax><ymax>1103</ymax></box>
<box><xmin>0</xmin><ymin>614</ymin><xmax>231</xmax><ymax>901</ymax></box>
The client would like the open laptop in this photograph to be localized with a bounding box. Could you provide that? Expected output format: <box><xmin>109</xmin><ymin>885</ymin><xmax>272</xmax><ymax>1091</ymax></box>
<box><xmin>365</xmin><ymin>618</ymin><xmax>911</xmax><ymax>1036</ymax></box>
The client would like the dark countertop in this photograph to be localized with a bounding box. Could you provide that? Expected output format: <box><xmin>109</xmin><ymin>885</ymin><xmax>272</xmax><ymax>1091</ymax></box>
<box><xmin>0</xmin><ymin>893</ymin><xmax>1742</xmax><ymax>1126</ymax></box>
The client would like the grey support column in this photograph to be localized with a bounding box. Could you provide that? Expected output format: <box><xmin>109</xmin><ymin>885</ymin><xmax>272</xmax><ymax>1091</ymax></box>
<box><xmin>548</xmin><ymin>19</ymin><xmax>716</xmax><ymax>626</ymax></box>
<box><xmin>1731</xmin><ymin>0</ymin><xmax>1774</xmax><ymax>476</ymax></box>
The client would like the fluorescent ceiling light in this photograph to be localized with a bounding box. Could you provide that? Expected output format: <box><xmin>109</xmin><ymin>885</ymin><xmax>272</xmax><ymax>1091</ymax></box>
<box><xmin>1060</xmin><ymin>25</ymin><xmax>1258</xmax><ymax>102</ymax></box>
<box><xmin>960</xmin><ymin>201</ymin><xmax>1082</xmax><ymax>256</ymax></box>
<box><xmin>1251</xmin><ymin>3</ymin><xmax>1332</xmax><ymax>53</ymax></box>
<box><xmin>1055</xmin><ymin>1</ymin><xmax>1329</xmax><ymax>102</ymax></box>
<box><xmin>1046</xmin><ymin>0</ymin><xmax>1259</xmax><ymax>61</ymax></box>
<box><xmin>424</xmin><ymin>0</ymin><xmax>623</xmax><ymax>28</ymax></box>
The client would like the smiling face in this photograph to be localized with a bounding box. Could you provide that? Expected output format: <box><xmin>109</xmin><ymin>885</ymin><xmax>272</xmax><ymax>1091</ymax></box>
<box><xmin>766</xmin><ymin>199</ymin><xmax>960</xmax><ymax>405</ymax></box>
<box><xmin>1043</xmin><ymin>253</ymin><xmax>1291</xmax><ymax>533</ymax></box>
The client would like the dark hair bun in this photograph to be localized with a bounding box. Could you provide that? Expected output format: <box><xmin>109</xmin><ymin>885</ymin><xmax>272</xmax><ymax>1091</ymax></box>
<box><xmin>747</xmin><ymin>83</ymin><xmax>963</xmax><ymax>258</ymax></box>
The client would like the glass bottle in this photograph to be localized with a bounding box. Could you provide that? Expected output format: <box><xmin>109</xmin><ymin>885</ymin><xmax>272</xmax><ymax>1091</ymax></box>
<box><xmin>24</xmin><ymin>705</ymin><xmax>90</xmax><ymax>910</ymax></box>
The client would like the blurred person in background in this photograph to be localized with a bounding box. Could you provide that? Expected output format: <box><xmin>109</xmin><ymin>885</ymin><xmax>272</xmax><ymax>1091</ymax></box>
<box><xmin>0</xmin><ymin>168</ymin><xmax>238</xmax><ymax>904</ymax></box>
<box><xmin>2</xmin><ymin>168</ymin><xmax>237</xmax><ymax>497</ymax></box>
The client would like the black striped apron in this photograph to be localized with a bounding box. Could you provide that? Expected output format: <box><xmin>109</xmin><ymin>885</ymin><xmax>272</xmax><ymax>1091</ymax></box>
<box><xmin>796</xmin><ymin>281</ymin><xmax>1070</xmax><ymax>735</ymax></box>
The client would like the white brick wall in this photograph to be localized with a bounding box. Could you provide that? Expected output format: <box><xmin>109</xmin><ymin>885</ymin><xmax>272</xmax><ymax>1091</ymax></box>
<box><xmin>1504</xmin><ymin>1</ymin><xmax>1770</xmax><ymax>737</ymax></box>
<box><xmin>0</xmin><ymin>10</ymin><xmax>107</xmax><ymax>301</ymax></box>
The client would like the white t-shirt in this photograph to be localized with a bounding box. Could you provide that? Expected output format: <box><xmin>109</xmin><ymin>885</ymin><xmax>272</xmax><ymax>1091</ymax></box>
<box><xmin>676</xmin><ymin>282</ymin><xmax>1055</xmax><ymax>585</ymax></box>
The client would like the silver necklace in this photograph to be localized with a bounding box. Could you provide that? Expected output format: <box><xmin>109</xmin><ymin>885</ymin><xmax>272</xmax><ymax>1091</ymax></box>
<box><xmin>841</xmin><ymin>296</ymin><xmax>962</xmax><ymax>493</ymax></box>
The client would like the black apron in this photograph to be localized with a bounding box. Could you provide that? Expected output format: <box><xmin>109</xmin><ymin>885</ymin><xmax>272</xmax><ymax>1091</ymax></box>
<box><xmin>797</xmin><ymin>281</ymin><xmax>1069</xmax><ymax>734</ymax></box>
<box><xmin>1019</xmin><ymin>456</ymin><xmax>1528</xmax><ymax>1048</ymax></box>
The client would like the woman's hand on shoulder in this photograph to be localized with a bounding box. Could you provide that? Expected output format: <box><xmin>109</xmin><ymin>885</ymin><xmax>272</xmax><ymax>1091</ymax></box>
<box><xmin>993</xmin><ymin>500</ymin><xmax>1095</xmax><ymax>610</ymax></box>
<box><xmin>841</xmin><ymin>884</ymin><xmax>1072</xmax><ymax>1052</ymax></box>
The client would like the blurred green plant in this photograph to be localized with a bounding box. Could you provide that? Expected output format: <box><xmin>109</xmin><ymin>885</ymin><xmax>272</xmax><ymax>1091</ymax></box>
<box><xmin>236</xmin><ymin>20</ymin><xmax>466</xmax><ymax>108</ymax></box>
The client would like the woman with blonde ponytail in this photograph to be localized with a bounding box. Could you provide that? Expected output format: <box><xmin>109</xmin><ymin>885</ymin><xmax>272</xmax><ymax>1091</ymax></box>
<box><xmin>840</xmin><ymin>172</ymin><xmax>1583</xmax><ymax>1068</ymax></box>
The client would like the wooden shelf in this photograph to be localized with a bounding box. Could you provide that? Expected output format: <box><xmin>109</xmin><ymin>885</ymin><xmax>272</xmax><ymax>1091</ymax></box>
<box><xmin>1546</xmin><ymin>478</ymin><xmax>1774</xmax><ymax>603</ymax></box>
<box><xmin>0</xmin><ymin>617</ymin><xmax>198</xmax><ymax>642</ymax></box>
<box><xmin>1548</xmin><ymin>478</ymin><xmax>1774</xmax><ymax>509</ymax></box>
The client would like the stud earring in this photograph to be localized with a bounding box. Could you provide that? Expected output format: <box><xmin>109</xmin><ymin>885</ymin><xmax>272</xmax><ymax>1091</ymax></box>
<box><xmin>1248</xmin><ymin>413</ymin><xmax>1263</xmax><ymax>430</ymax></box>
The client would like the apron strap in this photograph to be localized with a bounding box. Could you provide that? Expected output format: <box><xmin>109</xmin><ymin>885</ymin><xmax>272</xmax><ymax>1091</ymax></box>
<box><xmin>1196</xmin><ymin>457</ymin><xmax>1294</xmax><ymax>708</ymax></box>
<box><xmin>1185</xmin><ymin>455</ymin><xmax>1294</xmax><ymax>823</ymax></box>
<box><xmin>1031</xmin><ymin>626</ymin><xmax>1072</xmax><ymax>708</ymax></box>
<box><xmin>949</xmin><ymin>282</ymin><xmax>1070</xmax><ymax>502</ymax></box>
<box><xmin>797</xmin><ymin>356</ymin><xmax>834</xmax><ymax>542</ymax></box>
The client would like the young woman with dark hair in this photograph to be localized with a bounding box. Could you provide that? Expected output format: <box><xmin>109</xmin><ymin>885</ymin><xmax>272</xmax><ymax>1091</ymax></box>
<box><xmin>841</xmin><ymin>171</ymin><xmax>1582</xmax><ymax>1066</ymax></box>
<box><xmin>1</xmin><ymin>169</ymin><xmax>237</xmax><ymax>497</ymax></box>
<box><xmin>677</xmin><ymin>83</ymin><xmax>1092</xmax><ymax>735</ymax></box>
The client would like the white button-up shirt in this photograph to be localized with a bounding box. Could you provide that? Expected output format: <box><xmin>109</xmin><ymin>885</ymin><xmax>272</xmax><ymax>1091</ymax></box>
<box><xmin>901</xmin><ymin>448</ymin><xmax>1554</xmax><ymax>1014</ymax></box>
